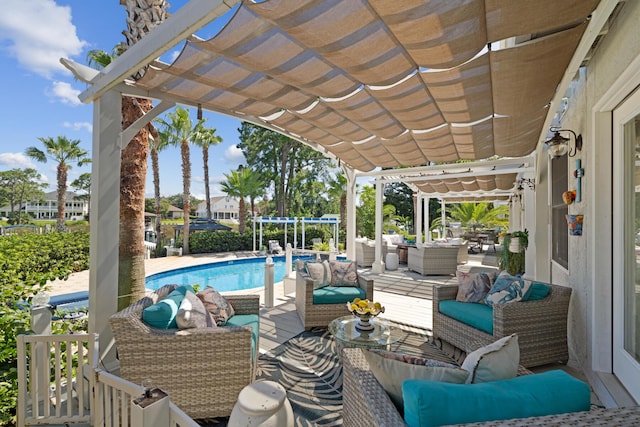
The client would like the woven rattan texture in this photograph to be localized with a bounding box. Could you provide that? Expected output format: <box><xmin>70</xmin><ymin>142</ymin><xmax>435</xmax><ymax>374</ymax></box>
<box><xmin>109</xmin><ymin>284</ymin><xmax>259</xmax><ymax>419</ymax></box>
<box><xmin>342</xmin><ymin>347</ymin><xmax>640</xmax><ymax>426</ymax></box>
<box><xmin>294</xmin><ymin>267</ymin><xmax>374</xmax><ymax>329</ymax></box>
<box><xmin>433</xmin><ymin>283</ymin><xmax>571</xmax><ymax>368</ymax></box>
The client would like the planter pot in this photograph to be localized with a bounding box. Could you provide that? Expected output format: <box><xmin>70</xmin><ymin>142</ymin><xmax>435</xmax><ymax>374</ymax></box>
<box><xmin>508</xmin><ymin>238</ymin><xmax>521</xmax><ymax>253</ymax></box>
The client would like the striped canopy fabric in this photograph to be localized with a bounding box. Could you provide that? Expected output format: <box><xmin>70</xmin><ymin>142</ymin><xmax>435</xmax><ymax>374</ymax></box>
<box><xmin>133</xmin><ymin>0</ymin><xmax>598</xmax><ymax>180</ymax></box>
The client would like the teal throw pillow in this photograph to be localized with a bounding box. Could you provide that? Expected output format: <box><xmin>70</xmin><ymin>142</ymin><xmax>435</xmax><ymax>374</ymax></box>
<box><xmin>522</xmin><ymin>282</ymin><xmax>551</xmax><ymax>301</ymax></box>
<box><xmin>142</xmin><ymin>285</ymin><xmax>194</xmax><ymax>329</ymax></box>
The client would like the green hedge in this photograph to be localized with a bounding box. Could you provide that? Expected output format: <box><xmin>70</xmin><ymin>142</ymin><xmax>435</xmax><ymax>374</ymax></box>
<box><xmin>186</xmin><ymin>228</ymin><xmax>329</xmax><ymax>253</ymax></box>
<box><xmin>0</xmin><ymin>231</ymin><xmax>90</xmax><ymax>426</ymax></box>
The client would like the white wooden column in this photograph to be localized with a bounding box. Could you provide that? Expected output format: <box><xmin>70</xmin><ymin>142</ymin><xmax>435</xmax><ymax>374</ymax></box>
<box><xmin>441</xmin><ymin>199</ymin><xmax>446</xmax><ymax>239</ymax></box>
<box><xmin>425</xmin><ymin>196</ymin><xmax>431</xmax><ymax>243</ymax></box>
<box><xmin>372</xmin><ymin>179</ymin><xmax>385</xmax><ymax>273</ymax></box>
<box><xmin>88</xmin><ymin>90</ymin><xmax>121</xmax><ymax>369</ymax></box>
<box><xmin>344</xmin><ymin>167</ymin><xmax>357</xmax><ymax>261</ymax></box>
<box><xmin>415</xmin><ymin>192</ymin><xmax>423</xmax><ymax>248</ymax></box>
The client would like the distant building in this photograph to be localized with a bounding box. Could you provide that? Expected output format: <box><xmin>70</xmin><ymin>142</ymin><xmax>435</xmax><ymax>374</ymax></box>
<box><xmin>0</xmin><ymin>190</ymin><xmax>88</xmax><ymax>221</ymax></box>
<box><xmin>166</xmin><ymin>204</ymin><xmax>184</xmax><ymax>219</ymax></box>
<box><xmin>196</xmin><ymin>196</ymin><xmax>240</xmax><ymax>221</ymax></box>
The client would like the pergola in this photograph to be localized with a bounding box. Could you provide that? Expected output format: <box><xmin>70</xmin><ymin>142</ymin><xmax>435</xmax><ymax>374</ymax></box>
<box><xmin>252</xmin><ymin>216</ymin><xmax>339</xmax><ymax>251</ymax></box>
<box><xmin>61</xmin><ymin>0</ymin><xmax>609</xmax><ymax>363</ymax></box>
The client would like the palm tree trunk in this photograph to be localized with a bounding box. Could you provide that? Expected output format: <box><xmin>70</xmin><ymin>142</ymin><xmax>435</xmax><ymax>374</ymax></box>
<box><xmin>56</xmin><ymin>164</ymin><xmax>68</xmax><ymax>232</ymax></box>
<box><xmin>181</xmin><ymin>139</ymin><xmax>191</xmax><ymax>254</ymax></box>
<box><xmin>119</xmin><ymin>97</ymin><xmax>151</xmax><ymax>309</ymax></box>
<box><xmin>239</xmin><ymin>198</ymin><xmax>246</xmax><ymax>234</ymax></box>
<box><xmin>151</xmin><ymin>145</ymin><xmax>162</xmax><ymax>249</ymax></box>
<box><xmin>118</xmin><ymin>0</ymin><xmax>168</xmax><ymax>309</ymax></box>
<box><xmin>203</xmin><ymin>146</ymin><xmax>211</xmax><ymax>218</ymax></box>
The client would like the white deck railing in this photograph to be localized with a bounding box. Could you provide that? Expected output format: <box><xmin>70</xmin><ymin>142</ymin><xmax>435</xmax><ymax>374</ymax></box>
<box><xmin>17</xmin><ymin>333</ymin><xmax>199</xmax><ymax>427</ymax></box>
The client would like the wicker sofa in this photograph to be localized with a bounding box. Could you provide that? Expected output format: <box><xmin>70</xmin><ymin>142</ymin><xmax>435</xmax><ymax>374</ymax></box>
<box><xmin>342</xmin><ymin>347</ymin><xmax>640</xmax><ymax>426</ymax></box>
<box><xmin>408</xmin><ymin>245</ymin><xmax>460</xmax><ymax>275</ymax></box>
<box><xmin>109</xmin><ymin>284</ymin><xmax>260</xmax><ymax>419</ymax></box>
<box><xmin>295</xmin><ymin>260</ymin><xmax>374</xmax><ymax>329</ymax></box>
<box><xmin>432</xmin><ymin>283</ymin><xmax>571</xmax><ymax>368</ymax></box>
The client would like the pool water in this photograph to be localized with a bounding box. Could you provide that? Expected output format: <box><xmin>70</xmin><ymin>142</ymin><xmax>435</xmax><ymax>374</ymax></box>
<box><xmin>145</xmin><ymin>255</ymin><xmax>315</xmax><ymax>292</ymax></box>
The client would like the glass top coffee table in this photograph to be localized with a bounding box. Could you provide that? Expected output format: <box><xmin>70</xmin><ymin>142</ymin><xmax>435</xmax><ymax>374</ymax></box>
<box><xmin>328</xmin><ymin>315</ymin><xmax>402</xmax><ymax>351</ymax></box>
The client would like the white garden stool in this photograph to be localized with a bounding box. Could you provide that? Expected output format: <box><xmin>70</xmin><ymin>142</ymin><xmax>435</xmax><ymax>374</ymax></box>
<box><xmin>228</xmin><ymin>380</ymin><xmax>294</xmax><ymax>427</ymax></box>
<box><xmin>385</xmin><ymin>252</ymin><xmax>399</xmax><ymax>271</ymax></box>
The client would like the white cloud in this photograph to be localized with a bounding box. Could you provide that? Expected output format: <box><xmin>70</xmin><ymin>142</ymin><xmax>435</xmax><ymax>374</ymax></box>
<box><xmin>63</xmin><ymin>121</ymin><xmax>92</xmax><ymax>132</ymax></box>
<box><xmin>0</xmin><ymin>0</ymin><xmax>87</xmax><ymax>78</ymax></box>
<box><xmin>48</xmin><ymin>81</ymin><xmax>82</xmax><ymax>105</ymax></box>
<box><xmin>0</xmin><ymin>152</ymin><xmax>36</xmax><ymax>169</ymax></box>
<box><xmin>225</xmin><ymin>144</ymin><xmax>245</xmax><ymax>164</ymax></box>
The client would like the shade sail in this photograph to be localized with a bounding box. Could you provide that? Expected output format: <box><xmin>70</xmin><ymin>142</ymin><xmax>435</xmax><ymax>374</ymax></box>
<box><xmin>122</xmin><ymin>0</ymin><xmax>599</xmax><ymax>177</ymax></box>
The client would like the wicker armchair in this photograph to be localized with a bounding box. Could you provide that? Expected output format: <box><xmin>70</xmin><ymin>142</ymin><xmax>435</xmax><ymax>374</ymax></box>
<box><xmin>342</xmin><ymin>348</ymin><xmax>640</xmax><ymax>426</ymax></box>
<box><xmin>109</xmin><ymin>284</ymin><xmax>260</xmax><ymax>419</ymax></box>
<box><xmin>408</xmin><ymin>245</ymin><xmax>460</xmax><ymax>275</ymax></box>
<box><xmin>295</xmin><ymin>264</ymin><xmax>374</xmax><ymax>329</ymax></box>
<box><xmin>432</xmin><ymin>283</ymin><xmax>571</xmax><ymax>368</ymax></box>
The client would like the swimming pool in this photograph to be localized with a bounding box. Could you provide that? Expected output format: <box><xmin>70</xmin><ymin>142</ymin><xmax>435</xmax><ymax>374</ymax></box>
<box><xmin>145</xmin><ymin>255</ymin><xmax>315</xmax><ymax>292</ymax></box>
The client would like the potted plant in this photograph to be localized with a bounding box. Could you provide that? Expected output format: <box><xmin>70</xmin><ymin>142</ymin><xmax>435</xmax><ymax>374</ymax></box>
<box><xmin>500</xmin><ymin>229</ymin><xmax>528</xmax><ymax>275</ymax></box>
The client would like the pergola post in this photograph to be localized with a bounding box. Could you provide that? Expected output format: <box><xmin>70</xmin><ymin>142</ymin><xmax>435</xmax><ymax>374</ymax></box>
<box><xmin>344</xmin><ymin>167</ymin><xmax>356</xmax><ymax>261</ymax></box>
<box><xmin>88</xmin><ymin>90</ymin><xmax>121</xmax><ymax>369</ymax></box>
<box><xmin>372</xmin><ymin>179</ymin><xmax>385</xmax><ymax>273</ymax></box>
<box><xmin>415</xmin><ymin>192</ymin><xmax>423</xmax><ymax>248</ymax></box>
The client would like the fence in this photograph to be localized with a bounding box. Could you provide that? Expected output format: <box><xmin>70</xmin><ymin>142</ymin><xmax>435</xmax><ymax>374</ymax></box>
<box><xmin>17</xmin><ymin>332</ymin><xmax>199</xmax><ymax>427</ymax></box>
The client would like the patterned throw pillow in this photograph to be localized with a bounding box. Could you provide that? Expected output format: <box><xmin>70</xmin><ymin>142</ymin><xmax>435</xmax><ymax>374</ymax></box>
<box><xmin>176</xmin><ymin>290</ymin><xmax>216</xmax><ymax>329</ymax></box>
<box><xmin>329</xmin><ymin>260</ymin><xmax>358</xmax><ymax>287</ymax></box>
<box><xmin>305</xmin><ymin>260</ymin><xmax>331</xmax><ymax>289</ymax></box>
<box><xmin>364</xmin><ymin>349</ymin><xmax>469</xmax><ymax>410</ymax></box>
<box><xmin>196</xmin><ymin>286</ymin><xmax>235</xmax><ymax>326</ymax></box>
<box><xmin>455</xmin><ymin>271</ymin><xmax>493</xmax><ymax>303</ymax></box>
<box><xmin>484</xmin><ymin>271</ymin><xmax>532</xmax><ymax>306</ymax></box>
<box><xmin>461</xmin><ymin>334</ymin><xmax>520</xmax><ymax>383</ymax></box>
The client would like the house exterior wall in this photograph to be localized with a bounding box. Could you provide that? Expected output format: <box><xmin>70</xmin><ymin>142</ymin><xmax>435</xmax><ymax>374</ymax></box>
<box><xmin>195</xmin><ymin>197</ymin><xmax>239</xmax><ymax>220</ymax></box>
<box><xmin>541</xmin><ymin>1</ymin><xmax>640</xmax><ymax>404</ymax></box>
<box><xmin>0</xmin><ymin>191</ymin><xmax>88</xmax><ymax>220</ymax></box>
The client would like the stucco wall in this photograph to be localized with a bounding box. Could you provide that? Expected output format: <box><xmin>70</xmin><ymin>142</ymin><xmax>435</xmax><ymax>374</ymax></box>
<box><xmin>551</xmin><ymin>1</ymin><xmax>640</xmax><ymax>378</ymax></box>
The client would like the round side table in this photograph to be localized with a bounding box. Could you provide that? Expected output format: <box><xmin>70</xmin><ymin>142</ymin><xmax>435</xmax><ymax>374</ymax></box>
<box><xmin>385</xmin><ymin>252</ymin><xmax>399</xmax><ymax>271</ymax></box>
<box><xmin>228</xmin><ymin>380</ymin><xmax>294</xmax><ymax>427</ymax></box>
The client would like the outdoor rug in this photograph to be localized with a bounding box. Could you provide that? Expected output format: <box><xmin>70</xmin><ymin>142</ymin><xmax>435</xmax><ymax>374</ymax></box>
<box><xmin>197</xmin><ymin>322</ymin><xmax>466</xmax><ymax>426</ymax></box>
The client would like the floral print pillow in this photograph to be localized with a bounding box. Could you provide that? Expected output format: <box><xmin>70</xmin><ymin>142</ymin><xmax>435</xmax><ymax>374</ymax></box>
<box><xmin>484</xmin><ymin>271</ymin><xmax>532</xmax><ymax>306</ymax></box>
<box><xmin>455</xmin><ymin>271</ymin><xmax>494</xmax><ymax>303</ymax></box>
<box><xmin>196</xmin><ymin>286</ymin><xmax>235</xmax><ymax>326</ymax></box>
<box><xmin>329</xmin><ymin>260</ymin><xmax>358</xmax><ymax>287</ymax></box>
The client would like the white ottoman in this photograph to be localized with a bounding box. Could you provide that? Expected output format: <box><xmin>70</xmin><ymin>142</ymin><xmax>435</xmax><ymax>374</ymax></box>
<box><xmin>228</xmin><ymin>380</ymin><xmax>294</xmax><ymax>427</ymax></box>
<box><xmin>385</xmin><ymin>252</ymin><xmax>399</xmax><ymax>271</ymax></box>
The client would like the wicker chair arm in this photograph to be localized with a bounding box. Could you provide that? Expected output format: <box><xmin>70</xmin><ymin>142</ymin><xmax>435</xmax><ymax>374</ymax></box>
<box><xmin>358</xmin><ymin>275</ymin><xmax>375</xmax><ymax>300</ymax></box>
<box><xmin>342</xmin><ymin>348</ymin><xmax>406</xmax><ymax>427</ymax></box>
<box><xmin>225</xmin><ymin>294</ymin><xmax>260</xmax><ymax>314</ymax></box>
<box><xmin>433</xmin><ymin>284</ymin><xmax>459</xmax><ymax>305</ymax></box>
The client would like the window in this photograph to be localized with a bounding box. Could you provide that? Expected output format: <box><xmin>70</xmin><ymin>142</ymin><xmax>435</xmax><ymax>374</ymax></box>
<box><xmin>551</xmin><ymin>156</ymin><xmax>568</xmax><ymax>268</ymax></box>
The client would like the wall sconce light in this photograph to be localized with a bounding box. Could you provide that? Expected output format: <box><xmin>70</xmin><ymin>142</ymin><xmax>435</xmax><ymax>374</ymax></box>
<box><xmin>517</xmin><ymin>178</ymin><xmax>535</xmax><ymax>191</ymax></box>
<box><xmin>545</xmin><ymin>128</ymin><xmax>583</xmax><ymax>158</ymax></box>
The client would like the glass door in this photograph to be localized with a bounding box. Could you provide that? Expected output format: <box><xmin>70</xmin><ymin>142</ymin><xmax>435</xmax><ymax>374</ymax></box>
<box><xmin>613</xmin><ymin>88</ymin><xmax>640</xmax><ymax>400</ymax></box>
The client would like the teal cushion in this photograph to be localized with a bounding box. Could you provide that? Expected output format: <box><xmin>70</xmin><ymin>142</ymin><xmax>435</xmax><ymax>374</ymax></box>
<box><xmin>523</xmin><ymin>282</ymin><xmax>551</xmax><ymax>301</ymax></box>
<box><xmin>225</xmin><ymin>314</ymin><xmax>259</xmax><ymax>360</ymax></box>
<box><xmin>313</xmin><ymin>286</ymin><xmax>366</xmax><ymax>304</ymax></box>
<box><xmin>439</xmin><ymin>300</ymin><xmax>493</xmax><ymax>334</ymax></box>
<box><xmin>403</xmin><ymin>370</ymin><xmax>591</xmax><ymax>427</ymax></box>
<box><xmin>142</xmin><ymin>285</ymin><xmax>194</xmax><ymax>329</ymax></box>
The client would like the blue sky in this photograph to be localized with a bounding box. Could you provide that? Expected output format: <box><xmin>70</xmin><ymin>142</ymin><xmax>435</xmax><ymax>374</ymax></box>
<box><xmin>0</xmin><ymin>0</ymin><xmax>247</xmax><ymax>199</ymax></box>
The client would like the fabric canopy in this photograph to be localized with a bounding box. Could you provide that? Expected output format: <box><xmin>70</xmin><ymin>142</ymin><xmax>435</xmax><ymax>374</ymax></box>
<box><xmin>132</xmin><ymin>0</ymin><xmax>599</xmax><ymax>174</ymax></box>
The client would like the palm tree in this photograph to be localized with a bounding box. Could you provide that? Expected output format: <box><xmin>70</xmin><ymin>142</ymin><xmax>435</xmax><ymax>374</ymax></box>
<box><xmin>155</xmin><ymin>106</ymin><xmax>204</xmax><ymax>254</ymax></box>
<box><xmin>192</xmin><ymin>125</ymin><xmax>222</xmax><ymax>219</ymax></box>
<box><xmin>443</xmin><ymin>202</ymin><xmax>509</xmax><ymax>231</ymax></box>
<box><xmin>88</xmin><ymin>0</ymin><xmax>169</xmax><ymax>309</ymax></box>
<box><xmin>148</xmin><ymin>127</ymin><xmax>169</xmax><ymax>249</ymax></box>
<box><xmin>25</xmin><ymin>136</ymin><xmax>89</xmax><ymax>231</ymax></box>
<box><xmin>327</xmin><ymin>173</ymin><xmax>347</xmax><ymax>230</ymax></box>
<box><xmin>220</xmin><ymin>167</ymin><xmax>263</xmax><ymax>234</ymax></box>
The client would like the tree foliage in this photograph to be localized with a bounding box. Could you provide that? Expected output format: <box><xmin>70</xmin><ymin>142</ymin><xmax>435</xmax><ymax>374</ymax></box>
<box><xmin>220</xmin><ymin>167</ymin><xmax>264</xmax><ymax>233</ymax></box>
<box><xmin>237</xmin><ymin>122</ymin><xmax>332</xmax><ymax>216</ymax></box>
<box><xmin>0</xmin><ymin>232</ymin><xmax>90</xmax><ymax>425</ymax></box>
<box><xmin>0</xmin><ymin>168</ymin><xmax>47</xmax><ymax>224</ymax></box>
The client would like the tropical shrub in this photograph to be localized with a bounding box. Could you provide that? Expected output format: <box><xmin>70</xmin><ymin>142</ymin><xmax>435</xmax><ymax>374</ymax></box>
<box><xmin>0</xmin><ymin>231</ymin><xmax>89</xmax><ymax>426</ymax></box>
